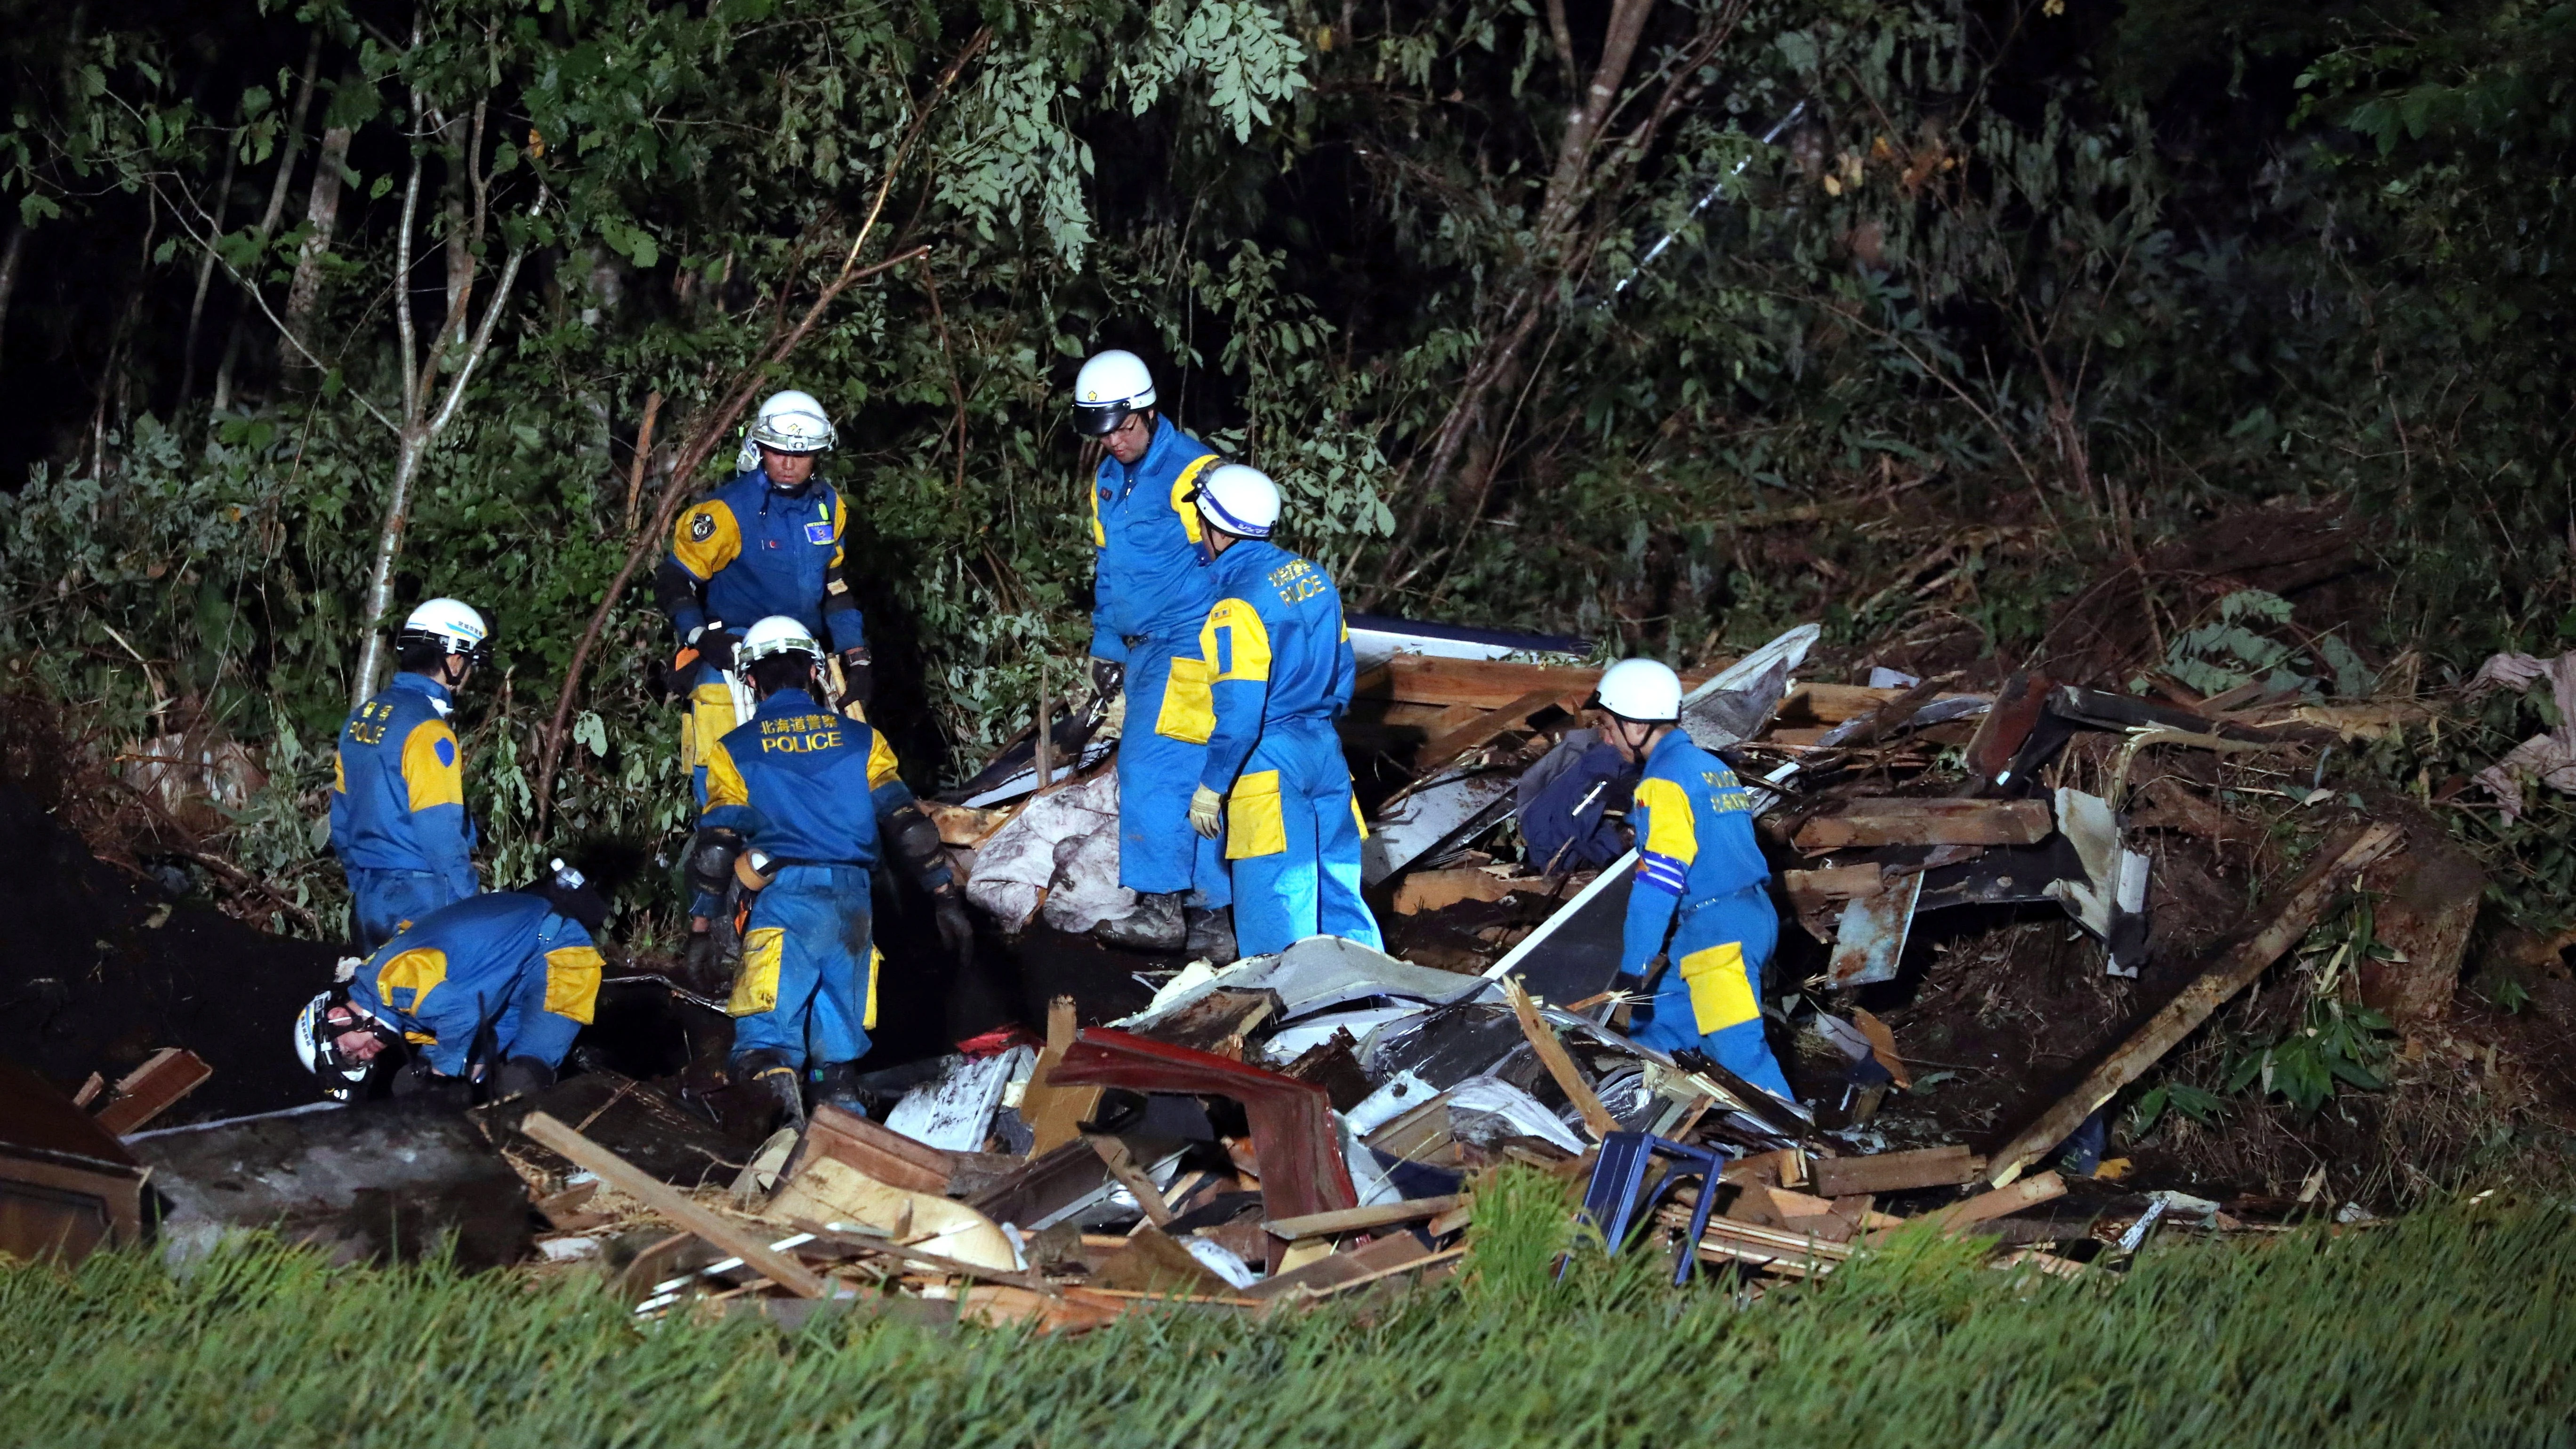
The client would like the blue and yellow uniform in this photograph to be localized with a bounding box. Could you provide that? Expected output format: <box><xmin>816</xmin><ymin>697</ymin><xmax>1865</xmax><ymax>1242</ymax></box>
<box><xmin>1192</xmin><ymin>539</ymin><xmax>1382</xmax><ymax>957</ymax></box>
<box><xmin>701</xmin><ymin>687</ymin><xmax>946</xmax><ymax>1070</ymax></box>
<box><xmin>658</xmin><ymin>466</ymin><xmax>864</xmax><ymax>802</ymax></box>
<box><xmin>347</xmin><ymin>892</ymin><xmax>603</xmax><ymax>1077</ymax></box>
<box><xmin>1091</xmin><ymin>419</ymin><xmax>1231</xmax><ymax>907</ymax></box>
<box><xmin>331</xmin><ymin>671</ymin><xmax>477</xmax><ymax>948</ymax></box>
<box><xmin>1618</xmin><ymin>730</ymin><xmax>1793</xmax><ymax>1100</ymax></box>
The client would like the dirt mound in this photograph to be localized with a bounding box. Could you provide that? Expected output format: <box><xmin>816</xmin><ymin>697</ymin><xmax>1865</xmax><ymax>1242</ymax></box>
<box><xmin>0</xmin><ymin>781</ymin><xmax>340</xmax><ymax>1122</ymax></box>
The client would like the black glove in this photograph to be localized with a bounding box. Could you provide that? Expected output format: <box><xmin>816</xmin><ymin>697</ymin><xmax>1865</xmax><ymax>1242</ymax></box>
<box><xmin>695</xmin><ymin>626</ymin><xmax>738</xmax><ymax>672</ymax></box>
<box><xmin>390</xmin><ymin>1059</ymin><xmax>471</xmax><ymax>1109</ymax></box>
<box><xmin>840</xmin><ymin>646</ymin><xmax>874</xmax><ymax>706</ymax></box>
<box><xmin>1090</xmin><ymin>657</ymin><xmax>1124</xmax><ymax>698</ymax></box>
<box><xmin>1611</xmin><ymin>972</ymin><xmax>1647</xmax><ymax>997</ymax></box>
<box><xmin>933</xmin><ymin>885</ymin><xmax>975</xmax><ymax>966</ymax></box>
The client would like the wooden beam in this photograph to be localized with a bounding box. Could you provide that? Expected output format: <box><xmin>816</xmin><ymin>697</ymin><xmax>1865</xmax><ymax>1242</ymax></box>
<box><xmin>1084</xmin><ymin>1133</ymin><xmax>1175</xmax><ymax>1226</ymax></box>
<box><xmin>1265</xmin><ymin>1194</ymin><xmax>1465</xmax><ymax>1240</ymax></box>
<box><xmin>1502</xmin><ymin>975</ymin><xmax>1617</xmax><ymax>1140</ymax></box>
<box><xmin>1414</xmin><ymin>685</ymin><xmax>1578</xmax><ymax>772</ymax></box>
<box><xmin>1809</xmin><ymin>1144</ymin><xmax>1981</xmax><ymax>1198</ymax></box>
<box><xmin>1359</xmin><ymin>655</ymin><xmax>1718</xmax><ymax>710</ymax></box>
<box><xmin>791</xmin><ymin>1219</ymin><xmax>1062</xmax><ymax>1297</ymax></box>
<box><xmin>1986</xmin><ymin>822</ymin><xmax>2405</xmax><ymax>1185</ymax></box>
<box><xmin>1888</xmin><ymin>1171</ymin><xmax>2068</xmax><ymax>1240</ymax></box>
<box><xmin>798</xmin><ymin>1103</ymin><xmax>956</xmax><ymax>1196</ymax></box>
<box><xmin>523</xmin><ymin>1111</ymin><xmax>830</xmax><ymax>1299</ymax></box>
<box><xmin>1795</xmin><ymin>799</ymin><xmax>2053</xmax><ymax>851</ymax></box>
<box><xmin>1393</xmin><ymin>868</ymin><xmax>1530</xmax><ymax>916</ymax></box>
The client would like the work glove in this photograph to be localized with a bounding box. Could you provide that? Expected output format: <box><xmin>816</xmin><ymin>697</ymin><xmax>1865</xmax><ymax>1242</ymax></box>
<box><xmin>1189</xmin><ymin>785</ymin><xmax>1226</xmax><ymax>841</ymax></box>
<box><xmin>1090</xmin><ymin>656</ymin><xmax>1125</xmax><ymax>700</ymax></box>
<box><xmin>1610</xmin><ymin>971</ymin><xmax>1647</xmax><ymax>998</ymax></box>
<box><xmin>693</xmin><ymin>624</ymin><xmax>738</xmax><ymax>673</ymax></box>
<box><xmin>932</xmin><ymin>884</ymin><xmax>975</xmax><ymax>968</ymax></box>
<box><xmin>840</xmin><ymin>646</ymin><xmax>874</xmax><ymax>707</ymax></box>
<box><xmin>390</xmin><ymin>1059</ymin><xmax>472</xmax><ymax>1110</ymax></box>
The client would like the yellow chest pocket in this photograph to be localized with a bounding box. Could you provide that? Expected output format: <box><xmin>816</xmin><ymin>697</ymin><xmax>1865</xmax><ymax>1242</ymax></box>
<box><xmin>1154</xmin><ymin>656</ymin><xmax>1216</xmax><ymax>745</ymax></box>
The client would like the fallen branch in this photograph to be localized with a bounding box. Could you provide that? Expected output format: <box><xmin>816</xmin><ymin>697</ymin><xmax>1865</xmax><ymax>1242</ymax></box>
<box><xmin>1986</xmin><ymin>823</ymin><xmax>2405</xmax><ymax>1185</ymax></box>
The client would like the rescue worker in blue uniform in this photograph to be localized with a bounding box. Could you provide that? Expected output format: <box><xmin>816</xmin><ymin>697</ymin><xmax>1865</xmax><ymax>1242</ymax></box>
<box><xmin>330</xmin><ymin>598</ymin><xmax>491</xmax><ymax>949</ymax></box>
<box><xmin>1071</xmin><ymin>349</ymin><xmax>1234</xmax><ymax>958</ymax></box>
<box><xmin>655</xmin><ymin>390</ymin><xmax>869</xmax><ymax>973</ymax></box>
<box><xmin>685</xmin><ymin>617</ymin><xmax>974</xmax><ymax>1131</ymax></box>
<box><xmin>1181</xmin><ymin>465</ymin><xmax>1385</xmax><ymax>958</ymax></box>
<box><xmin>1598</xmin><ymin>659</ymin><xmax>1796</xmax><ymax>1103</ymax></box>
<box><xmin>292</xmin><ymin>864</ymin><xmax>609</xmax><ymax>1103</ymax></box>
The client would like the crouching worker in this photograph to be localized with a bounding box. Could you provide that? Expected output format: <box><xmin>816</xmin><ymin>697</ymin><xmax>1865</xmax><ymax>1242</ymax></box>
<box><xmin>1183</xmin><ymin>466</ymin><xmax>1384</xmax><ymax>958</ymax></box>
<box><xmin>293</xmin><ymin>863</ymin><xmax>609</xmax><ymax>1103</ymax></box>
<box><xmin>687</xmin><ymin>616</ymin><xmax>972</xmax><ymax>1131</ymax></box>
<box><xmin>1596</xmin><ymin>659</ymin><xmax>1797</xmax><ymax>1104</ymax></box>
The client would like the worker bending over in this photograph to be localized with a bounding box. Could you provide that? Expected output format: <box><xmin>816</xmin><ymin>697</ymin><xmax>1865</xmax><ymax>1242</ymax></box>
<box><xmin>1599</xmin><ymin>660</ymin><xmax>1796</xmax><ymax>1103</ymax></box>
<box><xmin>294</xmin><ymin>864</ymin><xmax>608</xmax><ymax>1103</ymax></box>
<box><xmin>331</xmin><ymin>598</ymin><xmax>490</xmax><ymax>948</ymax></box>
<box><xmin>656</xmin><ymin>390</ymin><xmax>869</xmax><ymax>967</ymax></box>
<box><xmin>688</xmin><ymin>617</ymin><xmax>971</xmax><ymax>1131</ymax></box>
<box><xmin>1183</xmin><ymin>465</ymin><xmax>1384</xmax><ymax>958</ymax></box>
<box><xmin>1072</xmin><ymin>349</ymin><xmax>1233</xmax><ymax>957</ymax></box>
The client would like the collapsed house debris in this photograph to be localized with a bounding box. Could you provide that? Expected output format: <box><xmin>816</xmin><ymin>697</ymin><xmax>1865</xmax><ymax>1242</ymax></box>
<box><xmin>1</xmin><ymin>602</ymin><xmax>2551</xmax><ymax>1328</ymax></box>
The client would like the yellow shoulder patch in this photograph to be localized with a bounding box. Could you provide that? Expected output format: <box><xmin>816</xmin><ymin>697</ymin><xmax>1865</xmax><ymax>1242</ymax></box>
<box><xmin>671</xmin><ymin>499</ymin><xmax>742</xmax><ymax>580</ymax></box>
<box><xmin>1634</xmin><ymin>776</ymin><xmax>1700</xmax><ymax>864</ymax></box>
<box><xmin>1168</xmin><ymin>454</ymin><xmax>1219</xmax><ymax>546</ymax></box>
<box><xmin>703</xmin><ymin>737</ymin><xmax>750</xmax><ymax>810</ymax></box>
<box><xmin>375</xmin><ymin>947</ymin><xmax>448</xmax><ymax>1016</ymax></box>
<box><xmin>400</xmin><ymin>720</ymin><xmax>464</xmax><ymax>812</ymax></box>
<box><xmin>1205</xmin><ymin>597</ymin><xmax>1273</xmax><ymax>684</ymax></box>
<box><xmin>865</xmin><ymin>727</ymin><xmax>902</xmax><ymax>791</ymax></box>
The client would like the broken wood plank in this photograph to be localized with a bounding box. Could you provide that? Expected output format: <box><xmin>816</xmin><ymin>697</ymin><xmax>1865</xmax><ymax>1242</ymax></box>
<box><xmin>1986</xmin><ymin>823</ymin><xmax>2404</xmax><ymax>1185</ymax></box>
<box><xmin>1085</xmin><ymin>1133</ymin><xmax>1175</xmax><ymax>1227</ymax></box>
<box><xmin>1502</xmin><ymin>975</ymin><xmax>1616</xmax><ymax>1140</ymax></box>
<box><xmin>1393</xmin><ymin>867</ymin><xmax>1532</xmax><ymax>916</ymax></box>
<box><xmin>1414</xmin><ymin>685</ymin><xmax>1579</xmax><ymax>772</ymax></box>
<box><xmin>1244</xmin><ymin>1231</ymin><xmax>1433</xmax><ymax>1301</ymax></box>
<box><xmin>1795</xmin><ymin>798</ymin><xmax>2053</xmax><ymax>851</ymax></box>
<box><xmin>1265</xmin><ymin>1194</ymin><xmax>1465</xmax><ymax>1241</ymax></box>
<box><xmin>1810</xmin><ymin>1145</ymin><xmax>1980</xmax><ymax>1197</ymax></box>
<box><xmin>1019</xmin><ymin>996</ymin><xmax>1104</xmax><ymax>1157</ymax></box>
<box><xmin>797</xmin><ymin>1103</ymin><xmax>955</xmax><ymax>1197</ymax></box>
<box><xmin>1782</xmin><ymin>864</ymin><xmax>1884</xmax><ymax>918</ymax></box>
<box><xmin>922</xmin><ymin>800</ymin><xmax>1014</xmax><ymax>847</ymax></box>
<box><xmin>1895</xmin><ymin>1171</ymin><xmax>2069</xmax><ymax>1239</ymax></box>
<box><xmin>523</xmin><ymin>1111</ymin><xmax>829</xmax><ymax>1299</ymax></box>
<box><xmin>92</xmin><ymin>1048</ymin><xmax>212</xmax><ymax>1135</ymax></box>
<box><xmin>1092</xmin><ymin>1224</ymin><xmax>1238</xmax><ymax>1296</ymax></box>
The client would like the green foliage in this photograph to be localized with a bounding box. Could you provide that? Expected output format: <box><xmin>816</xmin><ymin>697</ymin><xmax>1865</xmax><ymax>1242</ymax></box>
<box><xmin>9</xmin><ymin>1202</ymin><xmax>2576</xmax><ymax>1444</ymax></box>
<box><xmin>2221</xmin><ymin>902</ymin><xmax>2400</xmax><ymax>1117</ymax></box>
<box><xmin>2128</xmin><ymin>1079</ymin><xmax>2227</xmax><ymax>1138</ymax></box>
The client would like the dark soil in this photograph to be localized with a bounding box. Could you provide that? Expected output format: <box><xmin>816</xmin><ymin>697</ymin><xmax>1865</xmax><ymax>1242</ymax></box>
<box><xmin>0</xmin><ymin>781</ymin><xmax>342</xmax><ymax>1122</ymax></box>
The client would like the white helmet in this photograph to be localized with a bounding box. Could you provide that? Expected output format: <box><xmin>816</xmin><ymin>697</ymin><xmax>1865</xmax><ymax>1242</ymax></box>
<box><xmin>399</xmin><ymin>597</ymin><xmax>491</xmax><ymax>665</ymax></box>
<box><xmin>294</xmin><ymin>992</ymin><xmax>379</xmax><ymax>1100</ymax></box>
<box><xmin>745</xmin><ymin>389</ymin><xmax>837</xmax><ymax>454</ymax></box>
<box><xmin>1596</xmin><ymin>658</ymin><xmax>1683</xmax><ymax>723</ymax></box>
<box><xmin>1195</xmin><ymin>463</ymin><xmax>1281</xmax><ymax>539</ymax></box>
<box><xmin>740</xmin><ymin>615</ymin><xmax>823</xmax><ymax>667</ymax></box>
<box><xmin>1072</xmin><ymin>350</ymin><xmax>1156</xmax><ymax>437</ymax></box>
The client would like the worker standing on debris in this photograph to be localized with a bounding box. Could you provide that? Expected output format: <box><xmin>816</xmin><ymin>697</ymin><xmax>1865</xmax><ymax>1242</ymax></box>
<box><xmin>688</xmin><ymin>617</ymin><xmax>973</xmax><ymax>1130</ymax></box>
<box><xmin>1183</xmin><ymin>465</ymin><xmax>1384</xmax><ymax>958</ymax></box>
<box><xmin>330</xmin><ymin>598</ymin><xmax>491</xmax><ymax>949</ymax></box>
<box><xmin>1072</xmin><ymin>349</ymin><xmax>1235</xmax><ymax>957</ymax></box>
<box><xmin>293</xmin><ymin>863</ymin><xmax>608</xmax><ymax>1103</ymax></box>
<box><xmin>1598</xmin><ymin>659</ymin><xmax>1797</xmax><ymax>1103</ymax></box>
<box><xmin>656</xmin><ymin>390</ymin><xmax>870</xmax><ymax>971</ymax></box>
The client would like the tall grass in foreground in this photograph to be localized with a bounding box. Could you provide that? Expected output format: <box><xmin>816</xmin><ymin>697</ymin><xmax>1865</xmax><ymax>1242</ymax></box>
<box><xmin>2</xmin><ymin>1177</ymin><xmax>2570</xmax><ymax>1448</ymax></box>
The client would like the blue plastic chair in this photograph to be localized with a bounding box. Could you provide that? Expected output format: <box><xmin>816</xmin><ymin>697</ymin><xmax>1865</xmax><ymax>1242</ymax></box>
<box><xmin>1572</xmin><ymin>1131</ymin><xmax>1732</xmax><ymax>1285</ymax></box>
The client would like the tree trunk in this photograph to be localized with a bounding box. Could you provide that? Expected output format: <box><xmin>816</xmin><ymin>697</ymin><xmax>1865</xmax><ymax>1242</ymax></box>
<box><xmin>0</xmin><ymin>221</ymin><xmax>25</xmax><ymax>372</ymax></box>
<box><xmin>177</xmin><ymin>129</ymin><xmax>242</xmax><ymax>407</ymax></box>
<box><xmin>213</xmin><ymin>32</ymin><xmax>322</xmax><ymax>413</ymax></box>
<box><xmin>352</xmin><ymin>430</ymin><xmax>427</xmax><ymax>710</ymax></box>
<box><xmin>282</xmin><ymin>117</ymin><xmax>353</xmax><ymax>367</ymax></box>
<box><xmin>444</xmin><ymin>193</ymin><xmax>473</xmax><ymax>355</ymax></box>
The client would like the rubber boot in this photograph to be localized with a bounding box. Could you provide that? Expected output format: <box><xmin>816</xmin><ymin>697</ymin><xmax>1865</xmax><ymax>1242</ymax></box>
<box><xmin>811</xmin><ymin>1061</ymin><xmax>867</xmax><ymax>1118</ymax></box>
<box><xmin>733</xmin><ymin>1049</ymin><xmax>806</xmax><ymax>1135</ymax></box>
<box><xmin>491</xmin><ymin>1055</ymin><xmax>557</xmax><ymax>1100</ymax></box>
<box><xmin>1183</xmin><ymin>904</ymin><xmax>1238</xmax><ymax>966</ymax></box>
<box><xmin>1093</xmin><ymin>890</ymin><xmax>1186</xmax><ymax>951</ymax></box>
